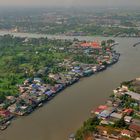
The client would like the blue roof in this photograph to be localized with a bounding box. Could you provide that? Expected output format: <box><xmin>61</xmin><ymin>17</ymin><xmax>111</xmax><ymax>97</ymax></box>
<box><xmin>74</xmin><ymin>66</ymin><xmax>81</xmax><ymax>70</ymax></box>
<box><xmin>99</xmin><ymin>110</ymin><xmax>111</xmax><ymax>118</ymax></box>
<box><xmin>55</xmin><ymin>84</ymin><xmax>63</xmax><ymax>91</ymax></box>
<box><xmin>98</xmin><ymin>107</ymin><xmax>115</xmax><ymax>118</ymax></box>
<box><xmin>44</xmin><ymin>90</ymin><xmax>52</xmax><ymax>96</ymax></box>
<box><xmin>31</xmin><ymin>84</ymin><xmax>39</xmax><ymax>89</ymax></box>
<box><xmin>72</xmin><ymin>69</ymin><xmax>81</xmax><ymax>73</ymax></box>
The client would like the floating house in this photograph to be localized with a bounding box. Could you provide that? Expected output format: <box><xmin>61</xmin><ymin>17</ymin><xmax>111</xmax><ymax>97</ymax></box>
<box><xmin>83</xmin><ymin>69</ymin><xmax>94</xmax><ymax>76</ymax></box>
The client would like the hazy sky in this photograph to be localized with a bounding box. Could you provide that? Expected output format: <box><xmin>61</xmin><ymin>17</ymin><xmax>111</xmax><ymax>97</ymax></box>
<box><xmin>0</xmin><ymin>0</ymin><xmax>140</xmax><ymax>7</ymax></box>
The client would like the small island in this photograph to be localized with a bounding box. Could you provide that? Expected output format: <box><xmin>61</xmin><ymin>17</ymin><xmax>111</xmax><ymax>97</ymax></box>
<box><xmin>74</xmin><ymin>78</ymin><xmax>140</xmax><ymax>140</ymax></box>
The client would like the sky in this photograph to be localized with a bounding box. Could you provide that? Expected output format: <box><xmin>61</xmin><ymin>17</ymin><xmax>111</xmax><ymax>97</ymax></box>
<box><xmin>0</xmin><ymin>0</ymin><xmax>140</xmax><ymax>7</ymax></box>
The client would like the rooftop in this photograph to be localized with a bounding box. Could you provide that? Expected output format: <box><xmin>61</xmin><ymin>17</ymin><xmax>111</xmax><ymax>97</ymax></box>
<box><xmin>125</xmin><ymin>91</ymin><xmax>140</xmax><ymax>100</ymax></box>
<box><xmin>80</xmin><ymin>41</ymin><xmax>101</xmax><ymax>49</ymax></box>
<box><xmin>110</xmin><ymin>112</ymin><xmax>123</xmax><ymax>119</ymax></box>
<box><xmin>129</xmin><ymin>123</ymin><xmax>140</xmax><ymax>132</ymax></box>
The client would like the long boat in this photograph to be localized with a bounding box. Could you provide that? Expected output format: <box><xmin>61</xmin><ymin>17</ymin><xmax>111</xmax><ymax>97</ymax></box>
<box><xmin>133</xmin><ymin>42</ymin><xmax>140</xmax><ymax>47</ymax></box>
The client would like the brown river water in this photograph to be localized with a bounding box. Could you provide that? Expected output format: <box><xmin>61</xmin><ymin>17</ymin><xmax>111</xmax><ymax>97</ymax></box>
<box><xmin>0</xmin><ymin>32</ymin><xmax>140</xmax><ymax>140</ymax></box>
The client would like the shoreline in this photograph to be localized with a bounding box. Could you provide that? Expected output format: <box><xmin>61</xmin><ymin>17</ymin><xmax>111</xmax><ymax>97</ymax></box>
<box><xmin>74</xmin><ymin>77</ymin><xmax>140</xmax><ymax>140</ymax></box>
<box><xmin>0</xmin><ymin>45</ymin><xmax>120</xmax><ymax>131</ymax></box>
<box><xmin>0</xmin><ymin>30</ymin><xmax>140</xmax><ymax>39</ymax></box>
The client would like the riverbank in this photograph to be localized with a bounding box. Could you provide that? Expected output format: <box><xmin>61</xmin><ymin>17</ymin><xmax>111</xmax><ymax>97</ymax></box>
<box><xmin>0</xmin><ymin>35</ymin><xmax>120</xmax><ymax>131</ymax></box>
<box><xmin>74</xmin><ymin>78</ymin><xmax>140</xmax><ymax>140</ymax></box>
<box><xmin>0</xmin><ymin>30</ymin><xmax>140</xmax><ymax>39</ymax></box>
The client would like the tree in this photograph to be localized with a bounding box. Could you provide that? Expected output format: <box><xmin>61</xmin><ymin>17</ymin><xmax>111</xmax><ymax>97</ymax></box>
<box><xmin>101</xmin><ymin>40</ymin><xmax>106</xmax><ymax>47</ymax></box>
<box><xmin>75</xmin><ymin>117</ymin><xmax>100</xmax><ymax>140</ymax></box>
<box><xmin>114</xmin><ymin>118</ymin><xmax>127</xmax><ymax>128</ymax></box>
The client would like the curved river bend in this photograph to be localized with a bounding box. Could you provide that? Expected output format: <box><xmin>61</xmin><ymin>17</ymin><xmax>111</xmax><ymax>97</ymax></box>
<box><xmin>0</xmin><ymin>32</ymin><xmax>140</xmax><ymax>140</ymax></box>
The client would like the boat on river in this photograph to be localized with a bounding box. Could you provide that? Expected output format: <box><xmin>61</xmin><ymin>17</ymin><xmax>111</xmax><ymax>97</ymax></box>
<box><xmin>133</xmin><ymin>42</ymin><xmax>140</xmax><ymax>47</ymax></box>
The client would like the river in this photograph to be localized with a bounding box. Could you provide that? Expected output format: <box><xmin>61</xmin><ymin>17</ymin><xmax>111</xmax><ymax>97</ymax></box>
<box><xmin>0</xmin><ymin>31</ymin><xmax>140</xmax><ymax>140</ymax></box>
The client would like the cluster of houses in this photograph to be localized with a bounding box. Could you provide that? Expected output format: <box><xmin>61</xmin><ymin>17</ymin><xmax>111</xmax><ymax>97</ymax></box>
<box><xmin>0</xmin><ymin>40</ymin><xmax>120</xmax><ymax>131</ymax></box>
<box><xmin>56</xmin><ymin>40</ymin><xmax>120</xmax><ymax>67</ymax></box>
<box><xmin>89</xmin><ymin>79</ymin><xmax>140</xmax><ymax>140</ymax></box>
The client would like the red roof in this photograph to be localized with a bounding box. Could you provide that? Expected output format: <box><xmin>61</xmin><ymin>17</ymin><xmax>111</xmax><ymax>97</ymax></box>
<box><xmin>121</xmin><ymin>129</ymin><xmax>133</xmax><ymax>136</ymax></box>
<box><xmin>0</xmin><ymin>110</ymin><xmax>11</xmax><ymax>117</ymax></box>
<box><xmin>94</xmin><ymin>108</ymin><xmax>103</xmax><ymax>113</ymax></box>
<box><xmin>123</xmin><ymin>109</ymin><xmax>133</xmax><ymax>114</ymax></box>
<box><xmin>80</xmin><ymin>41</ymin><xmax>101</xmax><ymax>49</ymax></box>
<box><xmin>92</xmin><ymin>105</ymin><xmax>108</xmax><ymax>114</ymax></box>
<box><xmin>98</xmin><ymin>105</ymin><xmax>108</xmax><ymax>110</ymax></box>
<box><xmin>129</xmin><ymin>124</ymin><xmax>140</xmax><ymax>132</ymax></box>
<box><xmin>106</xmin><ymin>48</ymin><xmax>111</xmax><ymax>51</ymax></box>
